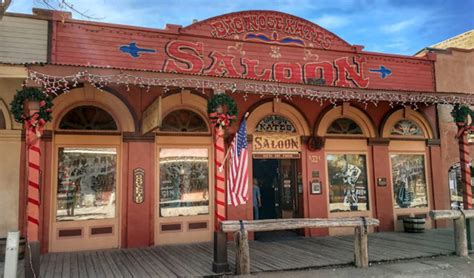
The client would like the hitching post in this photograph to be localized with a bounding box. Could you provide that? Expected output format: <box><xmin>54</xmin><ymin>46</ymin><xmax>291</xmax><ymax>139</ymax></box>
<box><xmin>24</xmin><ymin>100</ymin><xmax>42</xmax><ymax>278</ymax></box>
<box><xmin>212</xmin><ymin>125</ymin><xmax>229</xmax><ymax>273</ymax></box>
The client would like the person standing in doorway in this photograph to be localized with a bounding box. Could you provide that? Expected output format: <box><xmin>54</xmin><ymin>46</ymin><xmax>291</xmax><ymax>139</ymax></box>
<box><xmin>253</xmin><ymin>178</ymin><xmax>262</xmax><ymax>220</ymax></box>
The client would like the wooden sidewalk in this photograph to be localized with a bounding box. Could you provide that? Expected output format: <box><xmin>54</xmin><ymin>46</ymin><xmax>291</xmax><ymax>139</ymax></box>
<box><xmin>3</xmin><ymin>228</ymin><xmax>455</xmax><ymax>277</ymax></box>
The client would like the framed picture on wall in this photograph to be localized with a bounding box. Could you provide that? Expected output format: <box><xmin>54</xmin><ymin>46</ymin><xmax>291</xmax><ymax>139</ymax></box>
<box><xmin>310</xmin><ymin>180</ymin><xmax>322</xmax><ymax>194</ymax></box>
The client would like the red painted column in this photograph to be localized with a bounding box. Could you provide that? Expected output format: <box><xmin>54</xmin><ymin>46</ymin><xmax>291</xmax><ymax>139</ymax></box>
<box><xmin>370</xmin><ymin>141</ymin><xmax>395</xmax><ymax>231</ymax></box>
<box><xmin>306</xmin><ymin>149</ymin><xmax>329</xmax><ymax>236</ymax></box>
<box><xmin>428</xmin><ymin>143</ymin><xmax>449</xmax><ymax>228</ymax></box>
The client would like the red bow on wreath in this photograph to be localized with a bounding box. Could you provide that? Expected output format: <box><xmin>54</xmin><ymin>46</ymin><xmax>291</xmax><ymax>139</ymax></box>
<box><xmin>209</xmin><ymin>112</ymin><xmax>236</xmax><ymax>128</ymax></box>
<box><xmin>25</xmin><ymin>113</ymin><xmax>46</xmax><ymax>141</ymax></box>
<box><xmin>455</xmin><ymin>122</ymin><xmax>474</xmax><ymax>138</ymax></box>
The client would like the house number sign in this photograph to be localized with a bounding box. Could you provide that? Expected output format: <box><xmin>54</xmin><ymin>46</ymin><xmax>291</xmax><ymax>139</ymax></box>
<box><xmin>133</xmin><ymin>168</ymin><xmax>145</xmax><ymax>204</ymax></box>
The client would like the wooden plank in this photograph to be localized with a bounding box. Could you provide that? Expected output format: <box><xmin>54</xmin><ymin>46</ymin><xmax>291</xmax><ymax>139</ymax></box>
<box><xmin>221</xmin><ymin>218</ymin><xmax>379</xmax><ymax>232</ymax></box>
<box><xmin>102</xmin><ymin>250</ymin><xmax>126</xmax><ymax>278</ymax></box>
<box><xmin>114</xmin><ymin>249</ymin><xmax>146</xmax><ymax>277</ymax></box>
<box><xmin>62</xmin><ymin>252</ymin><xmax>71</xmax><ymax>278</ymax></box>
<box><xmin>129</xmin><ymin>248</ymin><xmax>165</xmax><ymax>277</ymax></box>
<box><xmin>40</xmin><ymin>253</ymin><xmax>51</xmax><ymax>277</ymax></box>
<box><xmin>137</xmin><ymin>247</ymin><xmax>177</xmax><ymax>277</ymax></box>
<box><xmin>45</xmin><ymin>253</ymin><xmax>58</xmax><ymax>277</ymax></box>
<box><xmin>157</xmin><ymin>246</ymin><xmax>207</xmax><ymax>277</ymax></box>
<box><xmin>124</xmin><ymin>248</ymin><xmax>156</xmax><ymax>277</ymax></box>
<box><xmin>430</xmin><ymin>210</ymin><xmax>474</xmax><ymax>220</ymax></box>
<box><xmin>69</xmin><ymin>252</ymin><xmax>80</xmax><ymax>278</ymax></box>
<box><xmin>160</xmin><ymin>245</ymin><xmax>211</xmax><ymax>276</ymax></box>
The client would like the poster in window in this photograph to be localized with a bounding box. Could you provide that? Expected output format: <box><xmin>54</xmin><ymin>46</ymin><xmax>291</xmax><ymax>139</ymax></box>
<box><xmin>159</xmin><ymin>148</ymin><xmax>209</xmax><ymax>217</ymax></box>
<box><xmin>391</xmin><ymin>154</ymin><xmax>428</xmax><ymax>209</ymax></box>
<box><xmin>327</xmin><ymin>154</ymin><xmax>368</xmax><ymax>212</ymax></box>
<box><xmin>56</xmin><ymin>147</ymin><xmax>117</xmax><ymax>221</ymax></box>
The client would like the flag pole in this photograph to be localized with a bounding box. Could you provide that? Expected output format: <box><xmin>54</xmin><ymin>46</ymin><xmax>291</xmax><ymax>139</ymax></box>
<box><xmin>218</xmin><ymin>112</ymin><xmax>249</xmax><ymax>173</ymax></box>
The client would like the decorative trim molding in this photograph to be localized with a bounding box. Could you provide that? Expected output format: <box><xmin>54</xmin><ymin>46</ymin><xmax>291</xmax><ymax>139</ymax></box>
<box><xmin>368</xmin><ymin>138</ymin><xmax>390</xmax><ymax>146</ymax></box>
<box><xmin>123</xmin><ymin>132</ymin><xmax>155</xmax><ymax>142</ymax></box>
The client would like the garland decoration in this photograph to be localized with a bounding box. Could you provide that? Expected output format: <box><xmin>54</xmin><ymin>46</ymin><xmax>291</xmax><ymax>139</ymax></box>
<box><xmin>451</xmin><ymin>105</ymin><xmax>474</xmax><ymax>137</ymax></box>
<box><xmin>10</xmin><ymin>87</ymin><xmax>53</xmax><ymax>138</ymax></box>
<box><xmin>208</xmin><ymin>93</ymin><xmax>238</xmax><ymax>128</ymax></box>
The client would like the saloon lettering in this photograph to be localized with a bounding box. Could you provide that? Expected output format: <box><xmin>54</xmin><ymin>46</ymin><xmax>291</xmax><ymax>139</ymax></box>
<box><xmin>253</xmin><ymin>134</ymin><xmax>301</xmax><ymax>152</ymax></box>
<box><xmin>209</xmin><ymin>14</ymin><xmax>333</xmax><ymax>49</ymax></box>
<box><xmin>163</xmin><ymin>40</ymin><xmax>369</xmax><ymax>88</ymax></box>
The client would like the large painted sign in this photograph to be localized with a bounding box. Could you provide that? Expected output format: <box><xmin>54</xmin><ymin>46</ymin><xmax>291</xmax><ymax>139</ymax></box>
<box><xmin>52</xmin><ymin>11</ymin><xmax>435</xmax><ymax>92</ymax></box>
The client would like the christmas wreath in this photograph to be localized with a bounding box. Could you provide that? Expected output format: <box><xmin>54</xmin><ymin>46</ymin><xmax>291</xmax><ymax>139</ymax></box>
<box><xmin>451</xmin><ymin>105</ymin><xmax>472</xmax><ymax>124</ymax></box>
<box><xmin>208</xmin><ymin>93</ymin><xmax>238</xmax><ymax>128</ymax></box>
<box><xmin>10</xmin><ymin>87</ymin><xmax>53</xmax><ymax>137</ymax></box>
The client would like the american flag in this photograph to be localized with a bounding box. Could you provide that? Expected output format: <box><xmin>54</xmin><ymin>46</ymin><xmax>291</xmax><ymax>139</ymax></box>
<box><xmin>227</xmin><ymin>119</ymin><xmax>249</xmax><ymax>206</ymax></box>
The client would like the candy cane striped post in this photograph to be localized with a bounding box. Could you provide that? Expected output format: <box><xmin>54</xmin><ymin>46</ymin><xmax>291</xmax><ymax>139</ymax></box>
<box><xmin>25</xmin><ymin>101</ymin><xmax>42</xmax><ymax>278</ymax></box>
<box><xmin>214</xmin><ymin>126</ymin><xmax>226</xmax><ymax>228</ymax></box>
<box><xmin>458</xmin><ymin>132</ymin><xmax>473</xmax><ymax>209</ymax></box>
<box><xmin>212</xmin><ymin>125</ymin><xmax>229</xmax><ymax>273</ymax></box>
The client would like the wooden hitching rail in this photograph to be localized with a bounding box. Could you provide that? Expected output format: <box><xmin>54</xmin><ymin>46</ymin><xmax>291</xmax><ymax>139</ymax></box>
<box><xmin>221</xmin><ymin>217</ymin><xmax>380</xmax><ymax>275</ymax></box>
<box><xmin>430</xmin><ymin>210</ymin><xmax>474</xmax><ymax>257</ymax></box>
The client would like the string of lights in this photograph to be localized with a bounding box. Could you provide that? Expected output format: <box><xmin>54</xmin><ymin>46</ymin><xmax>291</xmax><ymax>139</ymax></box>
<box><xmin>26</xmin><ymin>68</ymin><xmax>474</xmax><ymax>108</ymax></box>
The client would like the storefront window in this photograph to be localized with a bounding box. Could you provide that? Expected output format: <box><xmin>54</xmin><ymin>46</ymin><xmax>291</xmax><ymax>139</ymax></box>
<box><xmin>0</xmin><ymin>110</ymin><xmax>5</xmax><ymax>129</ymax></box>
<box><xmin>327</xmin><ymin>118</ymin><xmax>363</xmax><ymax>135</ymax></box>
<box><xmin>159</xmin><ymin>148</ymin><xmax>209</xmax><ymax>217</ymax></box>
<box><xmin>160</xmin><ymin>109</ymin><xmax>208</xmax><ymax>132</ymax></box>
<box><xmin>56</xmin><ymin>147</ymin><xmax>117</xmax><ymax>221</ymax></box>
<box><xmin>390</xmin><ymin>120</ymin><xmax>423</xmax><ymax>136</ymax></box>
<box><xmin>391</xmin><ymin>154</ymin><xmax>428</xmax><ymax>209</ymax></box>
<box><xmin>448</xmin><ymin>163</ymin><xmax>474</xmax><ymax>210</ymax></box>
<box><xmin>59</xmin><ymin>106</ymin><xmax>118</xmax><ymax>130</ymax></box>
<box><xmin>327</xmin><ymin>154</ymin><xmax>368</xmax><ymax>212</ymax></box>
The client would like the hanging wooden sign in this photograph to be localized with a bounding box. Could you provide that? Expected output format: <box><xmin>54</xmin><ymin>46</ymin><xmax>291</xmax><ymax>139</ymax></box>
<box><xmin>133</xmin><ymin>168</ymin><xmax>145</xmax><ymax>204</ymax></box>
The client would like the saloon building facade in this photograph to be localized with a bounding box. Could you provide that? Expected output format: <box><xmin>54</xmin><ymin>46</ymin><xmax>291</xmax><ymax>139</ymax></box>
<box><xmin>2</xmin><ymin>9</ymin><xmax>473</xmax><ymax>253</ymax></box>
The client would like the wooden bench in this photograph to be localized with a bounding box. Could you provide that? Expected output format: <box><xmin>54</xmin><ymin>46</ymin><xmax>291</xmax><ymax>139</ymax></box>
<box><xmin>221</xmin><ymin>217</ymin><xmax>380</xmax><ymax>275</ymax></box>
<box><xmin>429</xmin><ymin>210</ymin><xmax>474</xmax><ymax>257</ymax></box>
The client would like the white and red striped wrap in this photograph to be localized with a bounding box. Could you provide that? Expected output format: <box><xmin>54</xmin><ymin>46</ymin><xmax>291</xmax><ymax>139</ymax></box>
<box><xmin>458</xmin><ymin>133</ymin><xmax>473</xmax><ymax>209</ymax></box>
<box><xmin>26</xmin><ymin>109</ymin><xmax>43</xmax><ymax>241</ymax></box>
<box><xmin>214</xmin><ymin>126</ymin><xmax>226</xmax><ymax>230</ymax></box>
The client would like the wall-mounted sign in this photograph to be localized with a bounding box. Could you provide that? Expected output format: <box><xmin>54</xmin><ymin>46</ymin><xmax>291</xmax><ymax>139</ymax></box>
<box><xmin>133</xmin><ymin>168</ymin><xmax>145</xmax><ymax>204</ymax></box>
<box><xmin>311</xmin><ymin>180</ymin><xmax>322</xmax><ymax>194</ymax></box>
<box><xmin>253</xmin><ymin>153</ymin><xmax>300</xmax><ymax>159</ymax></box>
<box><xmin>377</xmin><ymin>177</ymin><xmax>387</xmax><ymax>187</ymax></box>
<box><xmin>253</xmin><ymin>133</ymin><xmax>301</xmax><ymax>153</ymax></box>
<box><xmin>309</xmin><ymin>155</ymin><xmax>322</xmax><ymax>163</ymax></box>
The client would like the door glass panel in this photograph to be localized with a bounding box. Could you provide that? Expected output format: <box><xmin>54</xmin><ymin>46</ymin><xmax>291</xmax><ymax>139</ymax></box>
<box><xmin>159</xmin><ymin>148</ymin><xmax>209</xmax><ymax>217</ymax></box>
<box><xmin>327</xmin><ymin>154</ymin><xmax>369</xmax><ymax>212</ymax></box>
<box><xmin>56</xmin><ymin>147</ymin><xmax>117</xmax><ymax>221</ymax></box>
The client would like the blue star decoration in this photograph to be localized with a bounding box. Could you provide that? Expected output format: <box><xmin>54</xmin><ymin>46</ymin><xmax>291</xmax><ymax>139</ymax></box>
<box><xmin>119</xmin><ymin>42</ymin><xmax>157</xmax><ymax>58</ymax></box>
<box><xmin>369</xmin><ymin>65</ymin><xmax>392</xmax><ymax>79</ymax></box>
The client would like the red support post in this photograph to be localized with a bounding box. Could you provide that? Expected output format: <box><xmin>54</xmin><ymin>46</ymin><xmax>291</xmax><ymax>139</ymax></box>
<box><xmin>25</xmin><ymin>101</ymin><xmax>42</xmax><ymax>278</ymax></box>
<box><xmin>458</xmin><ymin>133</ymin><xmax>473</xmax><ymax>209</ymax></box>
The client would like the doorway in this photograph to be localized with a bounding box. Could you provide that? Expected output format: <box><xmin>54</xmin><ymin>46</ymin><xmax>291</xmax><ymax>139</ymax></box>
<box><xmin>252</xmin><ymin>158</ymin><xmax>301</xmax><ymax>240</ymax></box>
<box><xmin>253</xmin><ymin>159</ymin><xmax>300</xmax><ymax>219</ymax></box>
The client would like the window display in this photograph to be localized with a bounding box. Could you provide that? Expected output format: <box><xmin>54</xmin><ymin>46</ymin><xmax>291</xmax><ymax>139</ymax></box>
<box><xmin>327</xmin><ymin>154</ymin><xmax>368</xmax><ymax>212</ymax></box>
<box><xmin>159</xmin><ymin>148</ymin><xmax>209</xmax><ymax>217</ymax></box>
<box><xmin>391</xmin><ymin>154</ymin><xmax>428</xmax><ymax>208</ymax></box>
<box><xmin>57</xmin><ymin>147</ymin><xmax>117</xmax><ymax>221</ymax></box>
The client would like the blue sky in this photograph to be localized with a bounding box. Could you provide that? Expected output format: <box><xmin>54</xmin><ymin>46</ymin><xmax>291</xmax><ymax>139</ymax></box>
<box><xmin>7</xmin><ymin>0</ymin><xmax>474</xmax><ymax>55</ymax></box>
